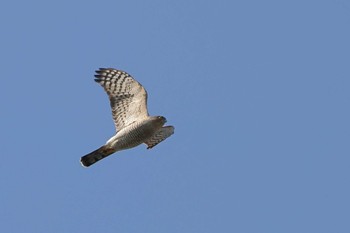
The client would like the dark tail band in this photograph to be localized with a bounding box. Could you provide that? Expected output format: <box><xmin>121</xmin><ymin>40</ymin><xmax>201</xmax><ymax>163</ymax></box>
<box><xmin>80</xmin><ymin>146</ymin><xmax>115</xmax><ymax>167</ymax></box>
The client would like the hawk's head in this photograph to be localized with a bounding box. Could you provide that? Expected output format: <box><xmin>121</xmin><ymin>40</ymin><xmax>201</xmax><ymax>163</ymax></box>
<box><xmin>152</xmin><ymin>116</ymin><xmax>167</xmax><ymax>126</ymax></box>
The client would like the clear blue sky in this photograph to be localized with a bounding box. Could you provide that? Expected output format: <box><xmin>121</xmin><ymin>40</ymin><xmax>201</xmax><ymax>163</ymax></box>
<box><xmin>1</xmin><ymin>0</ymin><xmax>350</xmax><ymax>232</ymax></box>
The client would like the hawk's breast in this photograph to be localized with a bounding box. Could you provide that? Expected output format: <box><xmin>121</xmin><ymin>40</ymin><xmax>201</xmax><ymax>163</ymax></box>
<box><xmin>107</xmin><ymin>119</ymin><xmax>161</xmax><ymax>150</ymax></box>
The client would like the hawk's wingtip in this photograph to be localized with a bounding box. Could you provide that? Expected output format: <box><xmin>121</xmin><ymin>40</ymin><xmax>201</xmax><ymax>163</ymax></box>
<box><xmin>95</xmin><ymin>69</ymin><xmax>104</xmax><ymax>74</ymax></box>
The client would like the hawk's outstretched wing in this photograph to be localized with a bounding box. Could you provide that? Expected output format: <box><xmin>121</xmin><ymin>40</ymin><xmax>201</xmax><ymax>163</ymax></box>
<box><xmin>144</xmin><ymin>126</ymin><xmax>175</xmax><ymax>149</ymax></box>
<box><xmin>94</xmin><ymin>68</ymin><xmax>149</xmax><ymax>131</ymax></box>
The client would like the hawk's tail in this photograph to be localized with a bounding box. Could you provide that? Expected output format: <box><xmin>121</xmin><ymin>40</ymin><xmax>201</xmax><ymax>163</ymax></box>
<box><xmin>80</xmin><ymin>146</ymin><xmax>115</xmax><ymax>167</ymax></box>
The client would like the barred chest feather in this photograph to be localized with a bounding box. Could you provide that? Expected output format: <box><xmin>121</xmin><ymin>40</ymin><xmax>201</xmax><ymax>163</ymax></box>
<box><xmin>106</xmin><ymin>119</ymin><xmax>161</xmax><ymax>151</ymax></box>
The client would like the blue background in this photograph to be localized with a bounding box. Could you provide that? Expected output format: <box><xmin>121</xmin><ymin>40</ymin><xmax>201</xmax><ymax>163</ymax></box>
<box><xmin>1</xmin><ymin>0</ymin><xmax>350</xmax><ymax>232</ymax></box>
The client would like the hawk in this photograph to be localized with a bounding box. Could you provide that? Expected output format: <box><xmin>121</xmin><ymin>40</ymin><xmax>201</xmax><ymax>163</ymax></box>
<box><xmin>80</xmin><ymin>68</ymin><xmax>174</xmax><ymax>167</ymax></box>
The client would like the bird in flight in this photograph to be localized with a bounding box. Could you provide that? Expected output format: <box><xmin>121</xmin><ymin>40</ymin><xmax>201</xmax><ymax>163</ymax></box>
<box><xmin>80</xmin><ymin>68</ymin><xmax>174</xmax><ymax>167</ymax></box>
